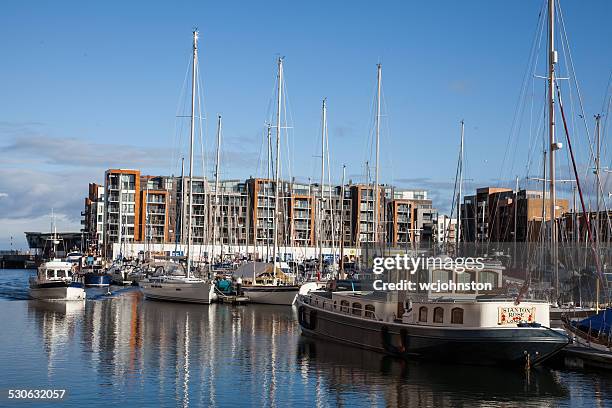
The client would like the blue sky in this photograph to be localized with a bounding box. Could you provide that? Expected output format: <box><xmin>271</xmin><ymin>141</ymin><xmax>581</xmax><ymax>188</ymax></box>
<box><xmin>1</xmin><ymin>0</ymin><xmax>611</xmax><ymax>249</ymax></box>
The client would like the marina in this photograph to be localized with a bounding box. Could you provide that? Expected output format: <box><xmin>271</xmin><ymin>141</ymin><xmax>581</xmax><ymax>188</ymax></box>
<box><xmin>2</xmin><ymin>0</ymin><xmax>612</xmax><ymax>406</ymax></box>
<box><xmin>1</xmin><ymin>268</ymin><xmax>612</xmax><ymax>407</ymax></box>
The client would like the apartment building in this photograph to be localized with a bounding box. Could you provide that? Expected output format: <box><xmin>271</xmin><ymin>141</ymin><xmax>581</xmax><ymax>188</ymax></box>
<box><xmin>460</xmin><ymin>187</ymin><xmax>569</xmax><ymax>243</ymax></box>
<box><xmin>81</xmin><ymin>183</ymin><xmax>104</xmax><ymax>251</ymax></box>
<box><xmin>83</xmin><ymin>169</ymin><xmax>439</xmax><ymax>256</ymax></box>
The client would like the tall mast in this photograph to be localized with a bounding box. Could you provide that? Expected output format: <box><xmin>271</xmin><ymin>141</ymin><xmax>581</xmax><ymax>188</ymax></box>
<box><xmin>186</xmin><ymin>29</ymin><xmax>198</xmax><ymax>279</ymax></box>
<box><xmin>456</xmin><ymin>120</ymin><xmax>464</xmax><ymax>246</ymax></box>
<box><xmin>374</xmin><ymin>64</ymin><xmax>382</xmax><ymax>245</ymax></box>
<box><xmin>212</xmin><ymin>115</ymin><xmax>222</xmax><ymax>266</ymax></box>
<box><xmin>547</xmin><ymin>0</ymin><xmax>559</xmax><ymax>296</ymax></box>
<box><xmin>176</xmin><ymin>157</ymin><xmax>185</xmax><ymax>253</ymax></box>
<box><xmin>266</xmin><ymin>124</ymin><xmax>272</xmax><ymax>261</ymax></box>
<box><xmin>339</xmin><ymin>164</ymin><xmax>346</xmax><ymax>275</ymax></box>
<box><xmin>319</xmin><ymin>98</ymin><xmax>326</xmax><ymax>273</ymax></box>
<box><xmin>595</xmin><ymin>114</ymin><xmax>601</xmax><ymax>245</ymax></box>
<box><xmin>272</xmin><ymin>57</ymin><xmax>283</xmax><ymax>268</ymax></box>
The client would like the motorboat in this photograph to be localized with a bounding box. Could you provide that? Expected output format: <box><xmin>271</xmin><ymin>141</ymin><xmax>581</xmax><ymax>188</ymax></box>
<box><xmin>29</xmin><ymin>259</ymin><xmax>86</xmax><ymax>301</ymax></box>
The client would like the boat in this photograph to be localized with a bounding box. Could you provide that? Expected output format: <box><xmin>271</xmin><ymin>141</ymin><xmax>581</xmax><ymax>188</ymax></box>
<box><xmin>109</xmin><ymin>263</ymin><xmax>134</xmax><ymax>286</ymax></box>
<box><xmin>83</xmin><ymin>270</ymin><xmax>112</xmax><ymax>287</ymax></box>
<box><xmin>139</xmin><ymin>30</ymin><xmax>216</xmax><ymax>305</ymax></box>
<box><xmin>29</xmin><ymin>259</ymin><xmax>86</xmax><ymax>300</ymax></box>
<box><xmin>296</xmin><ymin>290</ymin><xmax>569</xmax><ymax>366</ymax></box>
<box><xmin>140</xmin><ymin>262</ymin><xmax>216</xmax><ymax>304</ymax></box>
<box><xmin>235</xmin><ymin>262</ymin><xmax>299</xmax><ymax>305</ymax></box>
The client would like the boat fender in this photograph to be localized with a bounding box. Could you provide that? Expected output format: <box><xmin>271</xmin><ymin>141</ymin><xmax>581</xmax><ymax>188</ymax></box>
<box><xmin>381</xmin><ymin>326</ymin><xmax>407</xmax><ymax>355</ymax></box>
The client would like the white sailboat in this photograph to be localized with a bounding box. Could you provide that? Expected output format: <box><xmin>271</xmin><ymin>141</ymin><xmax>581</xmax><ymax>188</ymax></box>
<box><xmin>140</xmin><ymin>29</ymin><xmax>216</xmax><ymax>304</ymax></box>
<box><xmin>240</xmin><ymin>57</ymin><xmax>300</xmax><ymax>305</ymax></box>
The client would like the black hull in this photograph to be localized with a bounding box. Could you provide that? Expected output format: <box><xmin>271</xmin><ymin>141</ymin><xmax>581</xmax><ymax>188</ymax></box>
<box><xmin>297</xmin><ymin>301</ymin><xmax>570</xmax><ymax>367</ymax></box>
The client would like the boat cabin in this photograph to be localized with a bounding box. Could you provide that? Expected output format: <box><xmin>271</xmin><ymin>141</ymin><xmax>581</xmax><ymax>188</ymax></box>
<box><xmin>38</xmin><ymin>260</ymin><xmax>74</xmax><ymax>282</ymax></box>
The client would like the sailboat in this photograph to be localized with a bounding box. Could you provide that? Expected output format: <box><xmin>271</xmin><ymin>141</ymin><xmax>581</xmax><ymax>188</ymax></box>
<box><xmin>139</xmin><ymin>29</ymin><xmax>216</xmax><ymax>304</ymax></box>
<box><xmin>29</xmin><ymin>212</ymin><xmax>86</xmax><ymax>301</ymax></box>
<box><xmin>239</xmin><ymin>57</ymin><xmax>300</xmax><ymax>305</ymax></box>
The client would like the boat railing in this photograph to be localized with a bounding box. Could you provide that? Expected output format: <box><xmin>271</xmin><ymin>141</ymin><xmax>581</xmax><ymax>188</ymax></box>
<box><xmin>300</xmin><ymin>293</ymin><xmax>382</xmax><ymax>321</ymax></box>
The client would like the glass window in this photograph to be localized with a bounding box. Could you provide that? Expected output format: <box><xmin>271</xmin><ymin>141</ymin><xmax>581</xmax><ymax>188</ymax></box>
<box><xmin>451</xmin><ymin>308</ymin><xmax>464</xmax><ymax>324</ymax></box>
<box><xmin>352</xmin><ymin>302</ymin><xmax>362</xmax><ymax>316</ymax></box>
<box><xmin>57</xmin><ymin>270</ymin><xmax>67</xmax><ymax>278</ymax></box>
<box><xmin>340</xmin><ymin>300</ymin><xmax>350</xmax><ymax>313</ymax></box>
<box><xmin>365</xmin><ymin>304</ymin><xmax>375</xmax><ymax>319</ymax></box>
<box><xmin>419</xmin><ymin>306</ymin><xmax>428</xmax><ymax>322</ymax></box>
<box><xmin>433</xmin><ymin>307</ymin><xmax>444</xmax><ymax>323</ymax></box>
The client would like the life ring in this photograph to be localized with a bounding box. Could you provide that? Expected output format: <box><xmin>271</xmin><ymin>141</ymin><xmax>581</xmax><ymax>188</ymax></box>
<box><xmin>381</xmin><ymin>326</ymin><xmax>407</xmax><ymax>355</ymax></box>
<box><xmin>298</xmin><ymin>306</ymin><xmax>317</xmax><ymax>330</ymax></box>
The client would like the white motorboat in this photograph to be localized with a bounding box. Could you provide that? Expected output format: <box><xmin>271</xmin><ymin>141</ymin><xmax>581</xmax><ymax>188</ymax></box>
<box><xmin>29</xmin><ymin>259</ymin><xmax>86</xmax><ymax>301</ymax></box>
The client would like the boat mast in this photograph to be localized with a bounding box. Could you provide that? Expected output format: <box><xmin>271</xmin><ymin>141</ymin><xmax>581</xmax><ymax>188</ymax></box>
<box><xmin>547</xmin><ymin>0</ymin><xmax>559</xmax><ymax>297</ymax></box>
<box><xmin>456</xmin><ymin>120</ymin><xmax>464</xmax><ymax>247</ymax></box>
<box><xmin>272</xmin><ymin>57</ymin><xmax>283</xmax><ymax>271</ymax></box>
<box><xmin>266</xmin><ymin>123</ymin><xmax>272</xmax><ymax>262</ymax></box>
<box><xmin>175</xmin><ymin>157</ymin><xmax>185</xmax><ymax>253</ymax></box>
<box><xmin>212</xmin><ymin>114</ymin><xmax>222</xmax><ymax>267</ymax></box>
<box><xmin>186</xmin><ymin>29</ymin><xmax>198</xmax><ymax>279</ymax></box>
<box><xmin>374</xmin><ymin>64</ymin><xmax>382</xmax><ymax>245</ymax></box>
<box><xmin>339</xmin><ymin>164</ymin><xmax>346</xmax><ymax>275</ymax></box>
<box><xmin>319</xmin><ymin>98</ymin><xmax>326</xmax><ymax>274</ymax></box>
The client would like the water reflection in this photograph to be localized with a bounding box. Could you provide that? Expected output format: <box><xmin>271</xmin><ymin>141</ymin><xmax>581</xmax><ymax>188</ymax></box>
<box><xmin>27</xmin><ymin>300</ymin><xmax>85</xmax><ymax>377</ymax></box>
<box><xmin>297</xmin><ymin>337</ymin><xmax>571</xmax><ymax>407</ymax></box>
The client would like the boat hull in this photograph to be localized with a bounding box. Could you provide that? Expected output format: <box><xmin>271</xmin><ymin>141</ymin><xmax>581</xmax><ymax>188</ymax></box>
<box><xmin>139</xmin><ymin>280</ymin><xmax>216</xmax><ymax>304</ymax></box>
<box><xmin>242</xmin><ymin>285</ymin><xmax>299</xmax><ymax>305</ymax></box>
<box><xmin>296</xmin><ymin>298</ymin><xmax>570</xmax><ymax>366</ymax></box>
<box><xmin>84</xmin><ymin>273</ymin><xmax>112</xmax><ymax>287</ymax></box>
<box><xmin>30</xmin><ymin>282</ymin><xmax>86</xmax><ymax>301</ymax></box>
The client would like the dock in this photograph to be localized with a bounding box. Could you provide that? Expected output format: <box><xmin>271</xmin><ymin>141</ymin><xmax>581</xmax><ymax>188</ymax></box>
<box><xmin>217</xmin><ymin>293</ymin><xmax>250</xmax><ymax>305</ymax></box>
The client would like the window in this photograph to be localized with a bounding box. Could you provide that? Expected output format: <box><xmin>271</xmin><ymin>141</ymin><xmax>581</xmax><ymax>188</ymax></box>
<box><xmin>57</xmin><ymin>270</ymin><xmax>67</xmax><ymax>278</ymax></box>
<box><xmin>418</xmin><ymin>306</ymin><xmax>428</xmax><ymax>322</ymax></box>
<box><xmin>479</xmin><ymin>271</ymin><xmax>498</xmax><ymax>288</ymax></box>
<box><xmin>365</xmin><ymin>304</ymin><xmax>376</xmax><ymax>319</ymax></box>
<box><xmin>352</xmin><ymin>302</ymin><xmax>362</xmax><ymax>316</ymax></box>
<box><xmin>451</xmin><ymin>308</ymin><xmax>464</xmax><ymax>324</ymax></box>
<box><xmin>333</xmin><ymin>301</ymin><xmax>337</xmax><ymax>310</ymax></box>
<box><xmin>433</xmin><ymin>307</ymin><xmax>444</xmax><ymax>323</ymax></box>
<box><xmin>340</xmin><ymin>300</ymin><xmax>350</xmax><ymax>313</ymax></box>
<box><xmin>47</xmin><ymin>270</ymin><xmax>55</xmax><ymax>279</ymax></box>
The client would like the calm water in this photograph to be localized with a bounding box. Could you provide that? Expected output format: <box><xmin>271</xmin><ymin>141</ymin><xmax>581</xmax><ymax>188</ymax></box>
<box><xmin>1</xmin><ymin>269</ymin><xmax>611</xmax><ymax>407</ymax></box>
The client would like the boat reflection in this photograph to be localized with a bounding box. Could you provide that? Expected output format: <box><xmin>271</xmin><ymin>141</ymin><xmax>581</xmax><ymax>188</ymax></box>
<box><xmin>27</xmin><ymin>299</ymin><xmax>85</xmax><ymax>376</ymax></box>
<box><xmin>297</xmin><ymin>336</ymin><xmax>570</xmax><ymax>407</ymax></box>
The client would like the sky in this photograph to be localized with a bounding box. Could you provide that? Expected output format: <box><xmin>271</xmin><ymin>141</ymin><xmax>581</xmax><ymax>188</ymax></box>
<box><xmin>1</xmin><ymin>0</ymin><xmax>612</xmax><ymax>249</ymax></box>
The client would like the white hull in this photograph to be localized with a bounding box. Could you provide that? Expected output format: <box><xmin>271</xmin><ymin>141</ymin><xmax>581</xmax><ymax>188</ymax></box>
<box><xmin>140</xmin><ymin>280</ymin><xmax>216</xmax><ymax>304</ymax></box>
<box><xmin>242</xmin><ymin>285</ymin><xmax>299</xmax><ymax>305</ymax></box>
<box><xmin>30</xmin><ymin>286</ymin><xmax>86</xmax><ymax>301</ymax></box>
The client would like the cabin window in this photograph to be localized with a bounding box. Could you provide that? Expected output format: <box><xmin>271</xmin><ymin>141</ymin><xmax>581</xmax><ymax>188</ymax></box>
<box><xmin>333</xmin><ymin>301</ymin><xmax>337</xmax><ymax>310</ymax></box>
<box><xmin>46</xmin><ymin>270</ymin><xmax>55</xmax><ymax>279</ymax></box>
<box><xmin>456</xmin><ymin>271</ymin><xmax>476</xmax><ymax>293</ymax></box>
<box><xmin>57</xmin><ymin>270</ymin><xmax>67</xmax><ymax>278</ymax></box>
<box><xmin>478</xmin><ymin>271</ymin><xmax>498</xmax><ymax>288</ymax></box>
<box><xmin>451</xmin><ymin>308</ymin><xmax>464</xmax><ymax>324</ymax></box>
<box><xmin>365</xmin><ymin>304</ymin><xmax>376</xmax><ymax>319</ymax></box>
<box><xmin>418</xmin><ymin>306</ymin><xmax>428</xmax><ymax>322</ymax></box>
<box><xmin>433</xmin><ymin>307</ymin><xmax>444</xmax><ymax>323</ymax></box>
<box><xmin>432</xmin><ymin>270</ymin><xmax>452</xmax><ymax>293</ymax></box>
<box><xmin>352</xmin><ymin>302</ymin><xmax>362</xmax><ymax>316</ymax></box>
<box><xmin>340</xmin><ymin>300</ymin><xmax>350</xmax><ymax>313</ymax></box>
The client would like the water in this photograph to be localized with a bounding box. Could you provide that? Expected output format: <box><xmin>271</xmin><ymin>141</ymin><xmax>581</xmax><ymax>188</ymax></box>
<box><xmin>1</xmin><ymin>269</ymin><xmax>611</xmax><ymax>407</ymax></box>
